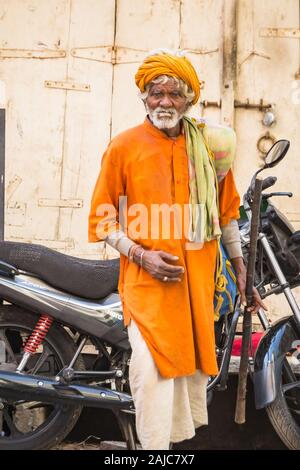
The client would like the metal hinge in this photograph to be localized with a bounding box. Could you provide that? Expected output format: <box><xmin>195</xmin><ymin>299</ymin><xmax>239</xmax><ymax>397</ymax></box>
<box><xmin>44</xmin><ymin>80</ymin><xmax>90</xmax><ymax>92</ymax></box>
<box><xmin>0</xmin><ymin>49</ymin><xmax>66</xmax><ymax>59</ymax></box>
<box><xmin>234</xmin><ymin>99</ymin><xmax>272</xmax><ymax>111</ymax></box>
<box><xmin>200</xmin><ymin>99</ymin><xmax>272</xmax><ymax>110</ymax></box>
<box><xmin>71</xmin><ymin>45</ymin><xmax>219</xmax><ymax>66</ymax></box>
<box><xmin>71</xmin><ymin>45</ymin><xmax>113</xmax><ymax>63</ymax></box>
<box><xmin>71</xmin><ymin>45</ymin><xmax>147</xmax><ymax>65</ymax></box>
<box><xmin>200</xmin><ymin>100</ymin><xmax>221</xmax><ymax>108</ymax></box>
<box><xmin>260</xmin><ymin>28</ymin><xmax>300</xmax><ymax>39</ymax></box>
<box><xmin>38</xmin><ymin>199</ymin><xmax>83</xmax><ymax>208</ymax></box>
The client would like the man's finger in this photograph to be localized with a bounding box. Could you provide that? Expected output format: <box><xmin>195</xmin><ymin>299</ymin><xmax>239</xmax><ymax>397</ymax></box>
<box><xmin>159</xmin><ymin>251</ymin><xmax>179</xmax><ymax>261</ymax></box>
<box><xmin>159</xmin><ymin>260</ymin><xmax>185</xmax><ymax>275</ymax></box>
<box><xmin>259</xmin><ymin>301</ymin><xmax>268</xmax><ymax>311</ymax></box>
<box><xmin>158</xmin><ymin>276</ymin><xmax>181</xmax><ymax>283</ymax></box>
<box><xmin>158</xmin><ymin>269</ymin><xmax>184</xmax><ymax>279</ymax></box>
<box><xmin>253</xmin><ymin>293</ymin><xmax>268</xmax><ymax>311</ymax></box>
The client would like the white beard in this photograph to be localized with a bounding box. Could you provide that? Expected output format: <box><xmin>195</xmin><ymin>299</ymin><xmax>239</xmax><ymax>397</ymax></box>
<box><xmin>146</xmin><ymin>105</ymin><xmax>184</xmax><ymax>130</ymax></box>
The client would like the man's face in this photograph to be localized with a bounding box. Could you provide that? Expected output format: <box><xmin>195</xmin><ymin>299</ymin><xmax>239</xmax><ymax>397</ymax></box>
<box><xmin>145</xmin><ymin>79</ymin><xmax>190</xmax><ymax>130</ymax></box>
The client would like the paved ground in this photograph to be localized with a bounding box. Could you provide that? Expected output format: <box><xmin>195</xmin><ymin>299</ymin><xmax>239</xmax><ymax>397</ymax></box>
<box><xmin>53</xmin><ymin>439</ymin><xmax>131</xmax><ymax>451</ymax></box>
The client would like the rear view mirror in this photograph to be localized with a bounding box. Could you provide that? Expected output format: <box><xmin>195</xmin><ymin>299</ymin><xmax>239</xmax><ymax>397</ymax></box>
<box><xmin>264</xmin><ymin>140</ymin><xmax>290</xmax><ymax>168</ymax></box>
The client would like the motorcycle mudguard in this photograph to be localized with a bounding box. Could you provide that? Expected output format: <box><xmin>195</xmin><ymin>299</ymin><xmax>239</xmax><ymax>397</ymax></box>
<box><xmin>253</xmin><ymin>316</ymin><xmax>299</xmax><ymax>409</ymax></box>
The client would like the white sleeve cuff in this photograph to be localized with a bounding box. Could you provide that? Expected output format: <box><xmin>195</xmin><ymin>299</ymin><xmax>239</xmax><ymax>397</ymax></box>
<box><xmin>221</xmin><ymin>219</ymin><xmax>243</xmax><ymax>259</ymax></box>
<box><xmin>105</xmin><ymin>230</ymin><xmax>136</xmax><ymax>257</ymax></box>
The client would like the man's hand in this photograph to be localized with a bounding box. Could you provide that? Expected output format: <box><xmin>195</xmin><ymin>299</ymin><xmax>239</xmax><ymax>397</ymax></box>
<box><xmin>133</xmin><ymin>248</ymin><xmax>184</xmax><ymax>282</ymax></box>
<box><xmin>230</xmin><ymin>256</ymin><xmax>268</xmax><ymax>314</ymax></box>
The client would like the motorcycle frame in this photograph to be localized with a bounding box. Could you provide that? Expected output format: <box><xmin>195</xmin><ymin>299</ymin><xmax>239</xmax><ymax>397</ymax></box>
<box><xmin>211</xmin><ymin>226</ymin><xmax>300</xmax><ymax>410</ymax></box>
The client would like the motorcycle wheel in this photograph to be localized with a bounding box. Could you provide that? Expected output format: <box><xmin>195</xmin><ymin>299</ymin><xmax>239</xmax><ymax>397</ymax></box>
<box><xmin>0</xmin><ymin>305</ymin><xmax>84</xmax><ymax>450</ymax></box>
<box><xmin>266</xmin><ymin>357</ymin><xmax>300</xmax><ymax>449</ymax></box>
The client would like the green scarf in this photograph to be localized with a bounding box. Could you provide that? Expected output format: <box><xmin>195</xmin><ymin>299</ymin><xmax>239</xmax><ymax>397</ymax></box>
<box><xmin>183</xmin><ymin>116</ymin><xmax>222</xmax><ymax>245</ymax></box>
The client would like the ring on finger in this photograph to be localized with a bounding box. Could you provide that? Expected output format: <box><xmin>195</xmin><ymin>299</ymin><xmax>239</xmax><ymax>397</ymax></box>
<box><xmin>163</xmin><ymin>276</ymin><xmax>168</xmax><ymax>282</ymax></box>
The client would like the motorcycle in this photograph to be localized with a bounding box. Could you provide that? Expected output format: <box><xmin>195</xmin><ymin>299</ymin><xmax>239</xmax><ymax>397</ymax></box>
<box><xmin>0</xmin><ymin>140</ymin><xmax>299</xmax><ymax>450</ymax></box>
<box><xmin>211</xmin><ymin>138</ymin><xmax>300</xmax><ymax>450</ymax></box>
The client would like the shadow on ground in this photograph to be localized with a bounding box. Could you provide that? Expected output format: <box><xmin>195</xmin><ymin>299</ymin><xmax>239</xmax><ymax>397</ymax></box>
<box><xmin>67</xmin><ymin>375</ymin><xmax>287</xmax><ymax>450</ymax></box>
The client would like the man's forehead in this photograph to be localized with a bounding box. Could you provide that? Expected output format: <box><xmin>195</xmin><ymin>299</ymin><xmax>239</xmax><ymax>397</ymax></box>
<box><xmin>149</xmin><ymin>79</ymin><xmax>181</xmax><ymax>91</ymax></box>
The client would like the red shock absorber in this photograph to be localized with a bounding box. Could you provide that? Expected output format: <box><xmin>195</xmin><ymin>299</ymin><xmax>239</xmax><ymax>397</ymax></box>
<box><xmin>23</xmin><ymin>314</ymin><xmax>53</xmax><ymax>354</ymax></box>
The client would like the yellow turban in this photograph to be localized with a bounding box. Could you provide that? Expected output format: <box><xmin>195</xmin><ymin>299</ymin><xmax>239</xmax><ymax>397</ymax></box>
<box><xmin>135</xmin><ymin>52</ymin><xmax>200</xmax><ymax>105</ymax></box>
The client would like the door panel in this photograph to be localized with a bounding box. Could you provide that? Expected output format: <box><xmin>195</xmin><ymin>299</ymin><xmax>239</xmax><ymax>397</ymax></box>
<box><xmin>0</xmin><ymin>0</ymin><xmax>70</xmax><ymax>243</ymax></box>
<box><xmin>56</xmin><ymin>0</ymin><xmax>115</xmax><ymax>256</ymax></box>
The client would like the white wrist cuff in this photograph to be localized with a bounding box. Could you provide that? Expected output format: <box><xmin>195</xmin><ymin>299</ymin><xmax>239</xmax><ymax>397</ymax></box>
<box><xmin>221</xmin><ymin>219</ymin><xmax>243</xmax><ymax>259</ymax></box>
<box><xmin>105</xmin><ymin>230</ymin><xmax>136</xmax><ymax>257</ymax></box>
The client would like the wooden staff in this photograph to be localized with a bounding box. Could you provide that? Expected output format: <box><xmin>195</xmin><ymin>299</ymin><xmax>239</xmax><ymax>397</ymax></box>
<box><xmin>235</xmin><ymin>176</ymin><xmax>263</xmax><ymax>424</ymax></box>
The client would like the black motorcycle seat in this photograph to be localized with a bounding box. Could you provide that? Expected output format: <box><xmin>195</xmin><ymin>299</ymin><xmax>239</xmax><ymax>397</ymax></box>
<box><xmin>0</xmin><ymin>241</ymin><xmax>120</xmax><ymax>300</ymax></box>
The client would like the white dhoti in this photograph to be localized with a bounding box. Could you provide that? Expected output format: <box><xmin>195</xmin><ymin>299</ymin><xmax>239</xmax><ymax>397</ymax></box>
<box><xmin>127</xmin><ymin>319</ymin><xmax>209</xmax><ymax>450</ymax></box>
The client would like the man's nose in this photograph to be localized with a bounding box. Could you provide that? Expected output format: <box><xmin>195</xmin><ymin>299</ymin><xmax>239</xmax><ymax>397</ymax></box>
<box><xmin>159</xmin><ymin>94</ymin><xmax>173</xmax><ymax>107</ymax></box>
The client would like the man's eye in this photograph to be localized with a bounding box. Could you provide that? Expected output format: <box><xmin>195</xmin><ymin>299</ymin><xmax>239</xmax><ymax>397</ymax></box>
<box><xmin>153</xmin><ymin>92</ymin><xmax>162</xmax><ymax>97</ymax></box>
<box><xmin>171</xmin><ymin>92</ymin><xmax>181</xmax><ymax>97</ymax></box>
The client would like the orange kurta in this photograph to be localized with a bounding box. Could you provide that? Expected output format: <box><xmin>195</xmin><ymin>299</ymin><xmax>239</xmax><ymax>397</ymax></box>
<box><xmin>88</xmin><ymin>118</ymin><xmax>240</xmax><ymax>378</ymax></box>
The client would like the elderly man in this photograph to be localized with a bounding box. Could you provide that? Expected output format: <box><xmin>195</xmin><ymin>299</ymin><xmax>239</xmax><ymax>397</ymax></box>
<box><xmin>88</xmin><ymin>49</ymin><xmax>265</xmax><ymax>450</ymax></box>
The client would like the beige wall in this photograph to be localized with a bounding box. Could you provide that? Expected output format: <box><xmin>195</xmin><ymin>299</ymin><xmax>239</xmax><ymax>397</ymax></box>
<box><xmin>0</xmin><ymin>0</ymin><xmax>300</xmax><ymax>318</ymax></box>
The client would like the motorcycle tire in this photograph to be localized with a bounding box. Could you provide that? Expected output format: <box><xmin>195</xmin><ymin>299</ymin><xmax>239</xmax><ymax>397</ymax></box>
<box><xmin>0</xmin><ymin>305</ymin><xmax>84</xmax><ymax>450</ymax></box>
<box><xmin>266</xmin><ymin>359</ymin><xmax>300</xmax><ymax>450</ymax></box>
